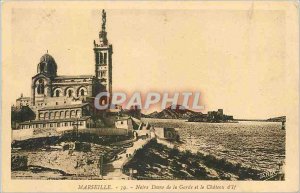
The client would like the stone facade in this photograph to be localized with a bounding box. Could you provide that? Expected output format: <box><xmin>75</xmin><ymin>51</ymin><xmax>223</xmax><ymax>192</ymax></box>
<box><xmin>13</xmin><ymin>10</ymin><xmax>113</xmax><ymax>131</ymax></box>
<box><xmin>32</xmin><ymin>74</ymin><xmax>95</xmax><ymax>106</ymax></box>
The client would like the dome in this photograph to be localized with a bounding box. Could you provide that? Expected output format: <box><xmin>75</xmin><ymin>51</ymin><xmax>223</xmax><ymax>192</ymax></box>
<box><xmin>40</xmin><ymin>53</ymin><xmax>56</xmax><ymax>63</ymax></box>
<box><xmin>37</xmin><ymin>53</ymin><xmax>57</xmax><ymax>77</ymax></box>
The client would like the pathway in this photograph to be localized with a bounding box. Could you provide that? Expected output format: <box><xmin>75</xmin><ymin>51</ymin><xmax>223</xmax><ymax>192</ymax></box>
<box><xmin>102</xmin><ymin>138</ymin><xmax>151</xmax><ymax>180</ymax></box>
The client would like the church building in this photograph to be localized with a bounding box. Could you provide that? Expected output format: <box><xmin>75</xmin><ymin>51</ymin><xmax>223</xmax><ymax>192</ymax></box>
<box><xmin>14</xmin><ymin>10</ymin><xmax>113</xmax><ymax>130</ymax></box>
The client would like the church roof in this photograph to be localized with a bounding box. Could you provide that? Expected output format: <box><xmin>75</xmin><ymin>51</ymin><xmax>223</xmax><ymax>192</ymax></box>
<box><xmin>39</xmin><ymin>103</ymin><xmax>89</xmax><ymax>111</ymax></box>
<box><xmin>37</xmin><ymin>53</ymin><xmax>57</xmax><ymax>77</ymax></box>
<box><xmin>54</xmin><ymin>75</ymin><xmax>94</xmax><ymax>80</ymax></box>
<box><xmin>40</xmin><ymin>53</ymin><xmax>56</xmax><ymax>64</ymax></box>
<box><xmin>19</xmin><ymin>116</ymin><xmax>91</xmax><ymax>125</ymax></box>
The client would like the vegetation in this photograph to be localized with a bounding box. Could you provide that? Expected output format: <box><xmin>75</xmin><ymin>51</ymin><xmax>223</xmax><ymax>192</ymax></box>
<box><xmin>123</xmin><ymin>139</ymin><xmax>262</xmax><ymax>180</ymax></box>
<box><xmin>11</xmin><ymin>106</ymin><xmax>36</xmax><ymax>129</ymax></box>
<box><xmin>12</xmin><ymin>132</ymin><xmax>131</xmax><ymax>150</ymax></box>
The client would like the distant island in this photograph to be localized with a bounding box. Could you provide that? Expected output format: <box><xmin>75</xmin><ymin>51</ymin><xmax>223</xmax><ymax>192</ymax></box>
<box><xmin>142</xmin><ymin>105</ymin><xmax>234</xmax><ymax>123</ymax></box>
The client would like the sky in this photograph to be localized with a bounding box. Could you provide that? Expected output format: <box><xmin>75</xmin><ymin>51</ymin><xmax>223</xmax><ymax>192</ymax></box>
<box><xmin>6</xmin><ymin>8</ymin><xmax>290</xmax><ymax>119</ymax></box>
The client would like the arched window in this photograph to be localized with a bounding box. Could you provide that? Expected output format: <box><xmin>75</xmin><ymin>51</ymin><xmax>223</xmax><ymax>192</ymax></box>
<box><xmin>71</xmin><ymin>110</ymin><xmax>76</xmax><ymax>118</ymax></box>
<box><xmin>77</xmin><ymin>87</ymin><xmax>87</xmax><ymax>97</ymax></box>
<box><xmin>65</xmin><ymin>110</ymin><xmax>70</xmax><ymax>118</ymax></box>
<box><xmin>55</xmin><ymin>111</ymin><xmax>59</xmax><ymax>119</ymax></box>
<box><xmin>49</xmin><ymin>112</ymin><xmax>54</xmax><ymax>119</ymax></box>
<box><xmin>100</xmin><ymin>52</ymin><xmax>103</xmax><ymax>64</ymax></box>
<box><xmin>55</xmin><ymin>90</ymin><xmax>60</xmax><ymax>97</ymax></box>
<box><xmin>60</xmin><ymin>111</ymin><xmax>64</xmax><ymax>118</ymax></box>
<box><xmin>104</xmin><ymin>53</ymin><xmax>107</xmax><ymax>64</ymax></box>
<box><xmin>80</xmin><ymin>89</ymin><xmax>85</xmax><ymax>96</ymax></box>
<box><xmin>37</xmin><ymin>79</ymin><xmax>45</xmax><ymax>94</ymax></box>
<box><xmin>45</xmin><ymin>112</ymin><xmax>49</xmax><ymax>119</ymax></box>
<box><xmin>96</xmin><ymin>53</ymin><xmax>100</xmax><ymax>64</ymax></box>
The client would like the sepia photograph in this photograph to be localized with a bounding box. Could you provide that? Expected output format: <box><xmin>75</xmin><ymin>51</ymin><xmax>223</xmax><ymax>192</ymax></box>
<box><xmin>1</xmin><ymin>1</ymin><xmax>299</xmax><ymax>192</ymax></box>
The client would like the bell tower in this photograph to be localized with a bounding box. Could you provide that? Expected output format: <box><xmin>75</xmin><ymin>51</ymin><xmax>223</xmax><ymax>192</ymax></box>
<box><xmin>94</xmin><ymin>10</ymin><xmax>113</xmax><ymax>102</ymax></box>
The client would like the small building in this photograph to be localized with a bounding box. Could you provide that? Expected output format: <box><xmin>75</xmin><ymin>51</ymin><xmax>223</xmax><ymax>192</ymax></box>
<box><xmin>154</xmin><ymin>127</ymin><xmax>179</xmax><ymax>141</ymax></box>
<box><xmin>115</xmin><ymin>117</ymin><xmax>133</xmax><ymax>130</ymax></box>
<box><xmin>16</xmin><ymin>94</ymin><xmax>31</xmax><ymax>108</ymax></box>
<box><xmin>115</xmin><ymin>117</ymin><xmax>141</xmax><ymax>136</ymax></box>
<box><xmin>218</xmin><ymin>109</ymin><xmax>223</xmax><ymax>116</ymax></box>
<box><xmin>115</xmin><ymin>117</ymin><xmax>141</xmax><ymax>130</ymax></box>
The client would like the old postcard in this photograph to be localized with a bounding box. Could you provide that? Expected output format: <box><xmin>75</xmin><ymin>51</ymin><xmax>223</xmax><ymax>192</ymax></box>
<box><xmin>1</xmin><ymin>1</ymin><xmax>299</xmax><ymax>192</ymax></box>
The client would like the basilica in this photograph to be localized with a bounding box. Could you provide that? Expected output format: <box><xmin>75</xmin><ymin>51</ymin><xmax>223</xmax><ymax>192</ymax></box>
<box><xmin>14</xmin><ymin>10</ymin><xmax>113</xmax><ymax>131</ymax></box>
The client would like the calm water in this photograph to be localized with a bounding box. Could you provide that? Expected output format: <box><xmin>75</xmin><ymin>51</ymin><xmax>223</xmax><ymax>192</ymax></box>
<box><xmin>142</xmin><ymin>118</ymin><xmax>285</xmax><ymax>171</ymax></box>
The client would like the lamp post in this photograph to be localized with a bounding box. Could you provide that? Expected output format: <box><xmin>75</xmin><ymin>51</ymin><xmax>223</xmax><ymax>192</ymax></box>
<box><xmin>72</xmin><ymin>116</ymin><xmax>82</xmax><ymax>141</ymax></box>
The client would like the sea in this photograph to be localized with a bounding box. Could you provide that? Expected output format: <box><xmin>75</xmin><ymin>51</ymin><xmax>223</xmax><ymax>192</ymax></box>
<box><xmin>142</xmin><ymin>118</ymin><xmax>285</xmax><ymax>172</ymax></box>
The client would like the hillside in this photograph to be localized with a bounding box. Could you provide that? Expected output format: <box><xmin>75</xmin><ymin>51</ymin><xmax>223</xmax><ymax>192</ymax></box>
<box><xmin>123</xmin><ymin>140</ymin><xmax>262</xmax><ymax>180</ymax></box>
<box><xmin>142</xmin><ymin>105</ymin><xmax>202</xmax><ymax>119</ymax></box>
<box><xmin>267</xmin><ymin>116</ymin><xmax>286</xmax><ymax>122</ymax></box>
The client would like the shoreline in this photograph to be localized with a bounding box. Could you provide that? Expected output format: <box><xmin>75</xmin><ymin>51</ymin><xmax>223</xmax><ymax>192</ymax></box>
<box><xmin>11</xmin><ymin>120</ymin><xmax>285</xmax><ymax>180</ymax></box>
